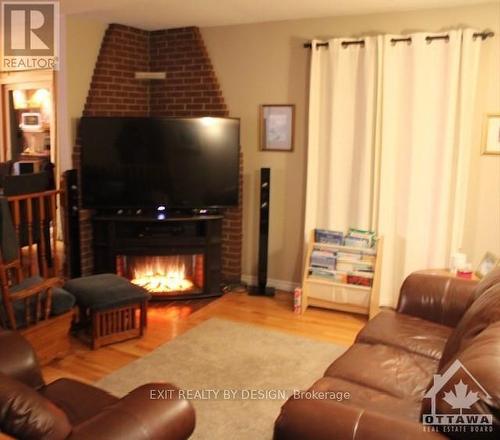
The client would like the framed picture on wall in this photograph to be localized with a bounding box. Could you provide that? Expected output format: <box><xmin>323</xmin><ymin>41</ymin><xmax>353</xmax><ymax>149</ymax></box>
<box><xmin>482</xmin><ymin>113</ymin><xmax>500</xmax><ymax>155</ymax></box>
<box><xmin>260</xmin><ymin>104</ymin><xmax>295</xmax><ymax>152</ymax></box>
<box><xmin>475</xmin><ymin>252</ymin><xmax>499</xmax><ymax>278</ymax></box>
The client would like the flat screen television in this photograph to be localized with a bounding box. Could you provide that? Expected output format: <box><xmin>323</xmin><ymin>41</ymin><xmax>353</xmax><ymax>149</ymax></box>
<box><xmin>80</xmin><ymin>116</ymin><xmax>240</xmax><ymax>210</ymax></box>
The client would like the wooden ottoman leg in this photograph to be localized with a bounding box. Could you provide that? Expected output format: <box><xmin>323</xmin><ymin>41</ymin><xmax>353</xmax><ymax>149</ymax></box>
<box><xmin>140</xmin><ymin>300</ymin><xmax>148</xmax><ymax>331</ymax></box>
<box><xmin>92</xmin><ymin>310</ymin><xmax>101</xmax><ymax>350</ymax></box>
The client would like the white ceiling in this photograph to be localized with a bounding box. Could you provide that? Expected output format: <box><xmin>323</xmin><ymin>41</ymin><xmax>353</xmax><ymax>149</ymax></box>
<box><xmin>60</xmin><ymin>0</ymin><xmax>489</xmax><ymax>30</ymax></box>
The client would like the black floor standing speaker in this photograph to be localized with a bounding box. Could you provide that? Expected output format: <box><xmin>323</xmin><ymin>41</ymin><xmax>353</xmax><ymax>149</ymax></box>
<box><xmin>63</xmin><ymin>169</ymin><xmax>81</xmax><ymax>278</ymax></box>
<box><xmin>248</xmin><ymin>168</ymin><xmax>275</xmax><ymax>296</ymax></box>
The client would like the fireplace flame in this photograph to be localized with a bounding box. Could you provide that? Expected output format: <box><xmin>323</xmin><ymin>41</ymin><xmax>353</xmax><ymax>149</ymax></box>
<box><xmin>131</xmin><ymin>257</ymin><xmax>194</xmax><ymax>293</ymax></box>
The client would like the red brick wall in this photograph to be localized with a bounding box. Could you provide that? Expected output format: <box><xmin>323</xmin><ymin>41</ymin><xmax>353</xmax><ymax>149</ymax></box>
<box><xmin>149</xmin><ymin>27</ymin><xmax>227</xmax><ymax>117</ymax></box>
<box><xmin>75</xmin><ymin>24</ymin><xmax>242</xmax><ymax>282</ymax></box>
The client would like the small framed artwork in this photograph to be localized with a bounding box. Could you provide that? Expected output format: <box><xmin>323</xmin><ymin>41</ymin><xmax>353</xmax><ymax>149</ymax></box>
<box><xmin>260</xmin><ymin>104</ymin><xmax>295</xmax><ymax>152</ymax></box>
<box><xmin>475</xmin><ymin>252</ymin><xmax>499</xmax><ymax>278</ymax></box>
<box><xmin>481</xmin><ymin>113</ymin><xmax>500</xmax><ymax>155</ymax></box>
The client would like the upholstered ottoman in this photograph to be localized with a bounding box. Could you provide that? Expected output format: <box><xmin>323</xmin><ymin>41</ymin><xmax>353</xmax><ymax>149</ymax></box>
<box><xmin>64</xmin><ymin>274</ymin><xmax>151</xmax><ymax>349</ymax></box>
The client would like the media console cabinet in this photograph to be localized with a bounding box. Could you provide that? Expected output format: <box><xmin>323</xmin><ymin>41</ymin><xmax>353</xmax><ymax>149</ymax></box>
<box><xmin>92</xmin><ymin>214</ymin><xmax>223</xmax><ymax>300</ymax></box>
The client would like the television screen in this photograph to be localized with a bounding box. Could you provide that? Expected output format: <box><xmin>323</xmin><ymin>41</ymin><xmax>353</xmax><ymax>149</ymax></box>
<box><xmin>80</xmin><ymin>117</ymin><xmax>240</xmax><ymax>209</ymax></box>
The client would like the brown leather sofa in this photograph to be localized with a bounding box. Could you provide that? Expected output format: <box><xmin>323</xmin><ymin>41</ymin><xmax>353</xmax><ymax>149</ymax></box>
<box><xmin>0</xmin><ymin>331</ymin><xmax>195</xmax><ymax>439</ymax></box>
<box><xmin>275</xmin><ymin>268</ymin><xmax>500</xmax><ymax>440</ymax></box>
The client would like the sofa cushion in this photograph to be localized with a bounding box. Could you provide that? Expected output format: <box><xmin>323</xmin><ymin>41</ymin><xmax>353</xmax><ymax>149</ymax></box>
<box><xmin>440</xmin><ymin>284</ymin><xmax>500</xmax><ymax>369</ymax></box>
<box><xmin>422</xmin><ymin>321</ymin><xmax>500</xmax><ymax>439</ymax></box>
<box><xmin>310</xmin><ymin>376</ymin><xmax>422</xmax><ymax>421</ymax></box>
<box><xmin>356</xmin><ymin>310</ymin><xmax>452</xmax><ymax>360</ymax></box>
<box><xmin>41</xmin><ymin>378</ymin><xmax>118</xmax><ymax>425</ymax></box>
<box><xmin>0</xmin><ymin>372</ymin><xmax>72</xmax><ymax>440</ymax></box>
<box><xmin>274</xmin><ymin>380</ymin><xmax>443</xmax><ymax>440</ymax></box>
<box><xmin>69</xmin><ymin>384</ymin><xmax>196</xmax><ymax>440</ymax></box>
<box><xmin>324</xmin><ymin>343</ymin><xmax>438</xmax><ymax>400</ymax></box>
<box><xmin>466</xmin><ymin>267</ymin><xmax>500</xmax><ymax>308</ymax></box>
<box><xmin>64</xmin><ymin>274</ymin><xmax>150</xmax><ymax>311</ymax></box>
<box><xmin>397</xmin><ymin>272</ymin><xmax>480</xmax><ymax>327</ymax></box>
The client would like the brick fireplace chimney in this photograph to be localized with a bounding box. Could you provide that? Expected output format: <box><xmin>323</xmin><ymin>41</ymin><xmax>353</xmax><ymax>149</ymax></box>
<box><xmin>74</xmin><ymin>24</ymin><xmax>242</xmax><ymax>283</ymax></box>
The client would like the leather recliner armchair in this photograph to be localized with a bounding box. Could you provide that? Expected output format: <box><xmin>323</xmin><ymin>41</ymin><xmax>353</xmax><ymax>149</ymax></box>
<box><xmin>0</xmin><ymin>331</ymin><xmax>195</xmax><ymax>440</ymax></box>
<box><xmin>274</xmin><ymin>268</ymin><xmax>500</xmax><ymax>440</ymax></box>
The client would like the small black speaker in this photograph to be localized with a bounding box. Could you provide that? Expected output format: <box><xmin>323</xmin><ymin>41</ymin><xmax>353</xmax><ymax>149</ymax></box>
<box><xmin>248</xmin><ymin>168</ymin><xmax>275</xmax><ymax>296</ymax></box>
<box><xmin>63</xmin><ymin>169</ymin><xmax>81</xmax><ymax>278</ymax></box>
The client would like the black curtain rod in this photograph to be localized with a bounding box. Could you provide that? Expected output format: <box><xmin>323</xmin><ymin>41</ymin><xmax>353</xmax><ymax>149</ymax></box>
<box><xmin>303</xmin><ymin>30</ymin><xmax>495</xmax><ymax>48</ymax></box>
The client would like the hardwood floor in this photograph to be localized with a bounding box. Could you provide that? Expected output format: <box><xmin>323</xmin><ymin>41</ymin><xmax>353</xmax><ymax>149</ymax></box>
<box><xmin>42</xmin><ymin>291</ymin><xmax>367</xmax><ymax>384</ymax></box>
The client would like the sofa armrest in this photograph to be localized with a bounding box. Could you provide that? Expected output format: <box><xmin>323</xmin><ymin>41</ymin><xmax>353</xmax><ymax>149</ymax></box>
<box><xmin>274</xmin><ymin>397</ymin><xmax>446</xmax><ymax>440</ymax></box>
<box><xmin>0</xmin><ymin>330</ymin><xmax>44</xmax><ymax>389</ymax></box>
<box><xmin>69</xmin><ymin>383</ymin><xmax>195</xmax><ymax>440</ymax></box>
<box><xmin>397</xmin><ymin>272</ymin><xmax>477</xmax><ymax>327</ymax></box>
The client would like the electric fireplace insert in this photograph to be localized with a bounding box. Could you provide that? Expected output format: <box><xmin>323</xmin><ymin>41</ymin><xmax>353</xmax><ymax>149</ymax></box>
<box><xmin>117</xmin><ymin>254</ymin><xmax>204</xmax><ymax>299</ymax></box>
<box><xmin>92</xmin><ymin>214</ymin><xmax>223</xmax><ymax>300</ymax></box>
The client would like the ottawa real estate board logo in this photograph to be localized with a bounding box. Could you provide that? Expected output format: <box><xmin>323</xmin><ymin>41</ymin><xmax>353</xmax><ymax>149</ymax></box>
<box><xmin>422</xmin><ymin>359</ymin><xmax>494</xmax><ymax>435</ymax></box>
<box><xmin>1</xmin><ymin>1</ymin><xmax>59</xmax><ymax>71</ymax></box>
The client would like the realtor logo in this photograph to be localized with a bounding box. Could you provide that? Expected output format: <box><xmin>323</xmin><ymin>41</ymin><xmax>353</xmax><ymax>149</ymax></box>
<box><xmin>423</xmin><ymin>359</ymin><xmax>494</xmax><ymax>435</ymax></box>
<box><xmin>1</xmin><ymin>0</ymin><xmax>59</xmax><ymax>71</ymax></box>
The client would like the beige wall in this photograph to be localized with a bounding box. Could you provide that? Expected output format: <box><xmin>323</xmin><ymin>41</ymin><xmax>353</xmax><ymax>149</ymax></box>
<box><xmin>201</xmin><ymin>2</ymin><xmax>500</xmax><ymax>285</ymax></box>
<box><xmin>63</xmin><ymin>4</ymin><xmax>500</xmax><ymax>285</ymax></box>
<box><xmin>65</xmin><ymin>17</ymin><xmax>106</xmax><ymax>149</ymax></box>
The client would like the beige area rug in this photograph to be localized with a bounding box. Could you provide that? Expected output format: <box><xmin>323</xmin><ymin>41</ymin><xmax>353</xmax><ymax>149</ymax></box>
<box><xmin>96</xmin><ymin>318</ymin><xmax>346</xmax><ymax>440</ymax></box>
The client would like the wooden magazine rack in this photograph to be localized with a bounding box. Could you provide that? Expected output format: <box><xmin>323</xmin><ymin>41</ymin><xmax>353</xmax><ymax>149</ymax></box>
<box><xmin>301</xmin><ymin>231</ymin><xmax>382</xmax><ymax>319</ymax></box>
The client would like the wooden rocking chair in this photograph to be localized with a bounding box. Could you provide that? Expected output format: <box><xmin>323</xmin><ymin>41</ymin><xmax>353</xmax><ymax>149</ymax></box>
<box><xmin>0</xmin><ymin>259</ymin><xmax>62</xmax><ymax>330</ymax></box>
<box><xmin>0</xmin><ymin>193</ymin><xmax>75</xmax><ymax>364</ymax></box>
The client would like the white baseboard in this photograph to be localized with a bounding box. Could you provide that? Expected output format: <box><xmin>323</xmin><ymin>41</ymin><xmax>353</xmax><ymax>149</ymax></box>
<box><xmin>241</xmin><ymin>274</ymin><xmax>300</xmax><ymax>293</ymax></box>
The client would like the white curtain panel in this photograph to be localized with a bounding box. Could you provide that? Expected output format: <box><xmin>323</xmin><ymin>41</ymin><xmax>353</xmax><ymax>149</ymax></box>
<box><xmin>450</xmin><ymin>29</ymin><xmax>482</xmax><ymax>254</ymax></box>
<box><xmin>305</xmin><ymin>30</ymin><xmax>481</xmax><ymax>307</ymax></box>
<box><xmin>304</xmin><ymin>37</ymin><xmax>379</xmax><ymax>241</ymax></box>
<box><xmin>376</xmin><ymin>30</ymin><xmax>481</xmax><ymax>306</ymax></box>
